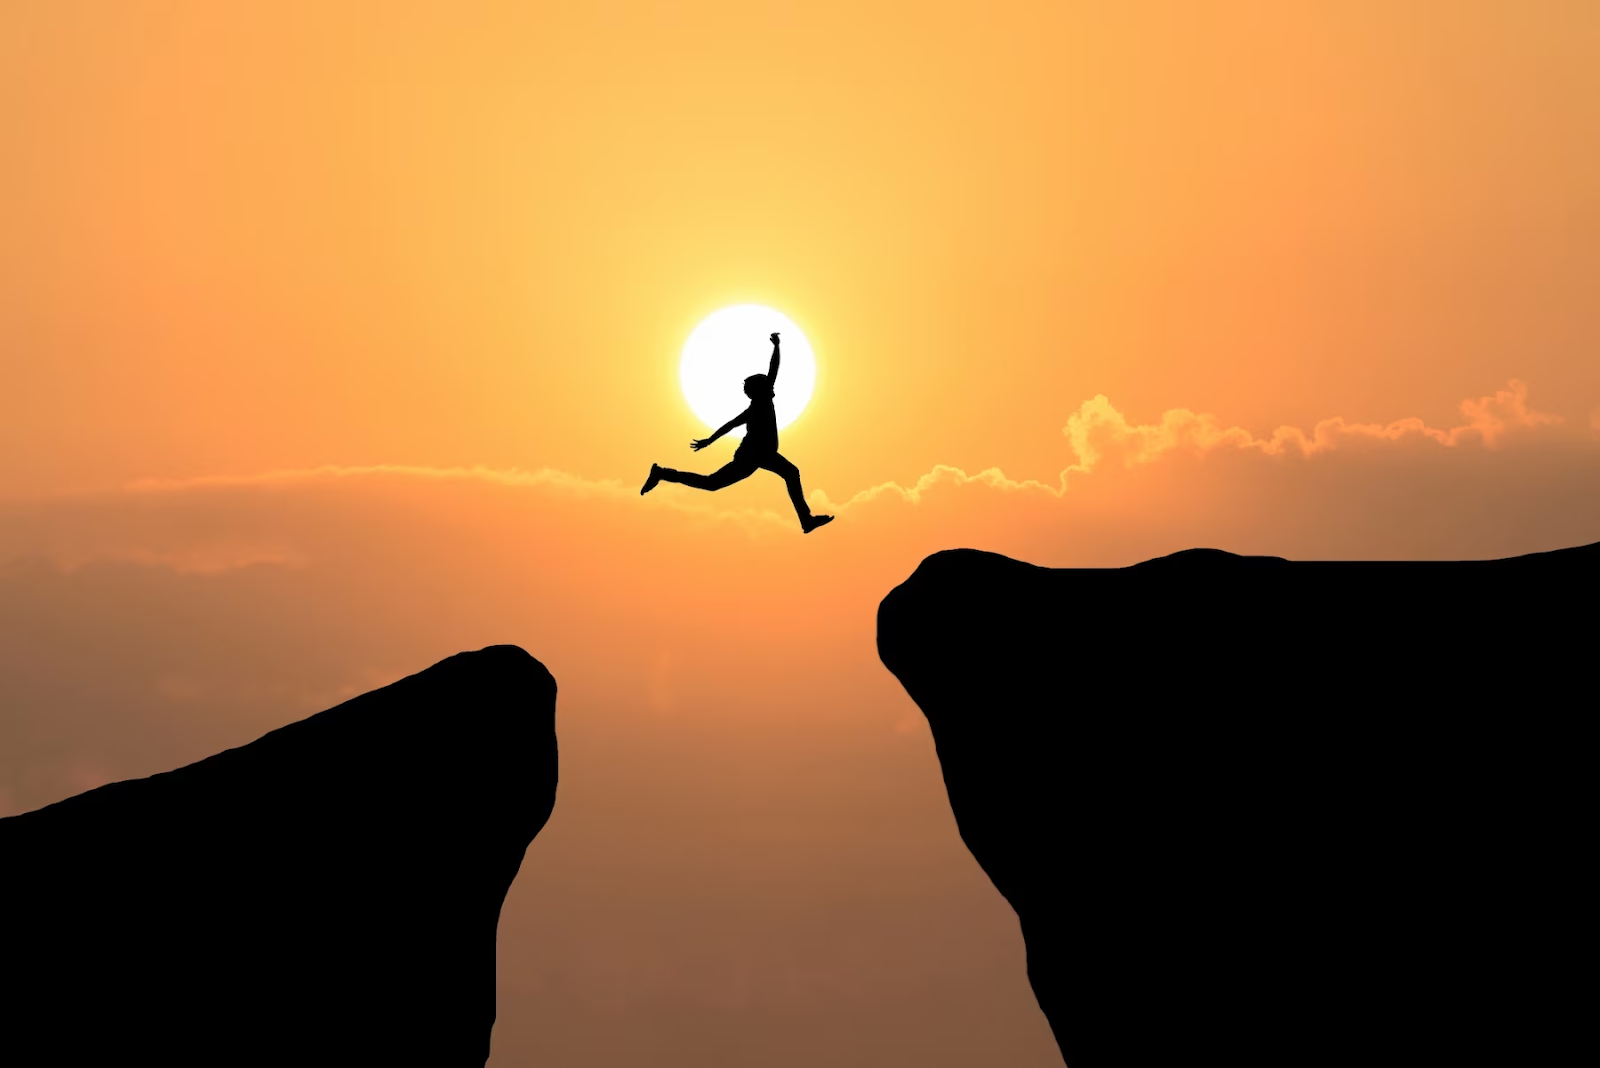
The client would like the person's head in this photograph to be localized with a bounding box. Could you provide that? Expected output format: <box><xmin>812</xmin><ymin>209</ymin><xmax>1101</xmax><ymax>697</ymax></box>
<box><xmin>743</xmin><ymin>374</ymin><xmax>773</xmax><ymax>400</ymax></box>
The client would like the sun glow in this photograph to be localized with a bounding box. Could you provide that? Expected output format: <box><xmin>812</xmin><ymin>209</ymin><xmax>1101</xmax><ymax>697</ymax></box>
<box><xmin>680</xmin><ymin>306</ymin><xmax>816</xmax><ymax>437</ymax></box>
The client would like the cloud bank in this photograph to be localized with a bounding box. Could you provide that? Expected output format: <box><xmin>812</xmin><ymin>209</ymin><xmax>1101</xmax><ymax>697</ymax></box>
<box><xmin>819</xmin><ymin>379</ymin><xmax>1568</xmax><ymax>511</ymax></box>
<box><xmin>3</xmin><ymin>379</ymin><xmax>1592</xmax><ymax>579</ymax></box>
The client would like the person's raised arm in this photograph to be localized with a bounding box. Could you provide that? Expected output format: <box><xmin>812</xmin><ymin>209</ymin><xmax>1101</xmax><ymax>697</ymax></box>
<box><xmin>691</xmin><ymin>408</ymin><xmax>748</xmax><ymax>451</ymax></box>
<box><xmin>767</xmin><ymin>332</ymin><xmax>780</xmax><ymax>387</ymax></box>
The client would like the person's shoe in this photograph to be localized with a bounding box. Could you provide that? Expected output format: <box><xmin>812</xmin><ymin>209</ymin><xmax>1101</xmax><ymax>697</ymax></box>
<box><xmin>641</xmin><ymin>464</ymin><xmax>662</xmax><ymax>495</ymax></box>
<box><xmin>801</xmin><ymin>514</ymin><xmax>834</xmax><ymax>534</ymax></box>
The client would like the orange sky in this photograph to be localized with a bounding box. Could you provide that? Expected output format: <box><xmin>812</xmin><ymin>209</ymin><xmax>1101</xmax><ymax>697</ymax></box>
<box><xmin>5</xmin><ymin>4</ymin><xmax>1600</xmax><ymax>1066</ymax></box>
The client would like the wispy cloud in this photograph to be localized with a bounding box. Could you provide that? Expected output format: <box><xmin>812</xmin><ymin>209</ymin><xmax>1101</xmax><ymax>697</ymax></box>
<box><xmin>812</xmin><ymin>465</ymin><xmax>1061</xmax><ymax>511</ymax></box>
<box><xmin>1064</xmin><ymin>379</ymin><xmax>1560</xmax><ymax>472</ymax></box>
<box><xmin>2</xmin><ymin>462</ymin><xmax>801</xmax><ymax>575</ymax></box>
<box><xmin>123</xmin><ymin>462</ymin><xmax>795</xmax><ymax>527</ymax></box>
<box><xmin>823</xmin><ymin>380</ymin><xmax>1566</xmax><ymax>511</ymax></box>
<box><xmin>125</xmin><ymin>463</ymin><xmax>632</xmax><ymax>497</ymax></box>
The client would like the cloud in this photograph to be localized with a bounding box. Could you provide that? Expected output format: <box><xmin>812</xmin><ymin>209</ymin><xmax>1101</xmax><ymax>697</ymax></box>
<box><xmin>126</xmin><ymin>462</ymin><xmax>805</xmax><ymax>534</ymax></box>
<box><xmin>124</xmin><ymin>463</ymin><xmax>632</xmax><ymax>498</ymax></box>
<box><xmin>812</xmin><ymin>465</ymin><xmax>1060</xmax><ymax>512</ymax></box>
<box><xmin>1</xmin><ymin>463</ymin><xmax>805</xmax><ymax>576</ymax></box>
<box><xmin>1063</xmin><ymin>379</ymin><xmax>1562</xmax><ymax>472</ymax></box>
<box><xmin>825</xmin><ymin>380</ymin><xmax>1568</xmax><ymax>511</ymax></box>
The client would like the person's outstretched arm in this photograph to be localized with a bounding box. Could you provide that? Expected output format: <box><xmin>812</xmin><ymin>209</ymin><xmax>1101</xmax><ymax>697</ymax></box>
<box><xmin>692</xmin><ymin>409</ymin><xmax>748</xmax><ymax>451</ymax></box>
<box><xmin>767</xmin><ymin>332</ymin><xmax>780</xmax><ymax>387</ymax></box>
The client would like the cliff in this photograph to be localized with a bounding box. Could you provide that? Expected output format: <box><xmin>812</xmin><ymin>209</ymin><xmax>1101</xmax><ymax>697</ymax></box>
<box><xmin>879</xmin><ymin>544</ymin><xmax>1595</xmax><ymax>1066</ymax></box>
<box><xmin>0</xmin><ymin>644</ymin><xmax>558</xmax><ymax>1066</ymax></box>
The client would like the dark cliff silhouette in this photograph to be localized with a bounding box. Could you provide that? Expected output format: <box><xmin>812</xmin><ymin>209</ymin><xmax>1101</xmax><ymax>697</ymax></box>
<box><xmin>0</xmin><ymin>644</ymin><xmax>557</xmax><ymax>1066</ymax></box>
<box><xmin>642</xmin><ymin>331</ymin><xmax>833</xmax><ymax>532</ymax></box>
<box><xmin>879</xmin><ymin>544</ymin><xmax>1595</xmax><ymax>1067</ymax></box>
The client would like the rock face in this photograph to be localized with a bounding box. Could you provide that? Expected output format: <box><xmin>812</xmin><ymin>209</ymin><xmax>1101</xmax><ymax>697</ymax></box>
<box><xmin>0</xmin><ymin>645</ymin><xmax>557</xmax><ymax>1066</ymax></box>
<box><xmin>879</xmin><ymin>545</ymin><xmax>1594</xmax><ymax>1067</ymax></box>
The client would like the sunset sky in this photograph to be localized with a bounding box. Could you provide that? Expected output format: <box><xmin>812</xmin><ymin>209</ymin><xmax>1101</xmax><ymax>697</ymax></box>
<box><xmin>4</xmin><ymin>3</ymin><xmax>1599</xmax><ymax>1065</ymax></box>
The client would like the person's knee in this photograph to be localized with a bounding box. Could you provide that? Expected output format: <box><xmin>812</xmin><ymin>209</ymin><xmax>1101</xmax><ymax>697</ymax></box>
<box><xmin>710</xmin><ymin>463</ymin><xmax>756</xmax><ymax>490</ymax></box>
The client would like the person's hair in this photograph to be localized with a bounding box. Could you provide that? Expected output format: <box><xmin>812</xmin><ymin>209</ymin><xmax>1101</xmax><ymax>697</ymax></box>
<box><xmin>743</xmin><ymin>374</ymin><xmax>771</xmax><ymax>398</ymax></box>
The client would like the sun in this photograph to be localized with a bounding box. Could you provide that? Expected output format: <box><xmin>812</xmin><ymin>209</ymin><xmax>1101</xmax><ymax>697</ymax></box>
<box><xmin>680</xmin><ymin>305</ymin><xmax>816</xmax><ymax>437</ymax></box>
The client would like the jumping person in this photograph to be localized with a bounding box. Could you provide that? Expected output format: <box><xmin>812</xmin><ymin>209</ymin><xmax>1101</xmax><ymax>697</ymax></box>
<box><xmin>642</xmin><ymin>332</ymin><xmax>834</xmax><ymax>533</ymax></box>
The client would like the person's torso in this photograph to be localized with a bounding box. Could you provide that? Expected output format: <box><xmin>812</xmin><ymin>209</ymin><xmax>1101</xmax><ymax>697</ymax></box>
<box><xmin>741</xmin><ymin>400</ymin><xmax>778</xmax><ymax>454</ymax></box>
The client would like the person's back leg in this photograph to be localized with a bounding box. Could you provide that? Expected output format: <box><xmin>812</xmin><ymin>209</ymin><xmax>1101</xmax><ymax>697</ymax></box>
<box><xmin>652</xmin><ymin>457</ymin><xmax>758</xmax><ymax>492</ymax></box>
<box><xmin>761</xmin><ymin>453</ymin><xmax>833</xmax><ymax>532</ymax></box>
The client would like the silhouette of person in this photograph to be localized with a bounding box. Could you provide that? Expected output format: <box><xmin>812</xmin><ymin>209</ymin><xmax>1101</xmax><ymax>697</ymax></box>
<box><xmin>642</xmin><ymin>332</ymin><xmax>834</xmax><ymax>533</ymax></box>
